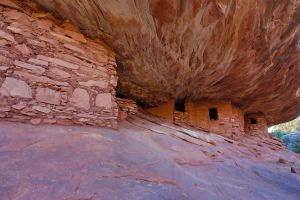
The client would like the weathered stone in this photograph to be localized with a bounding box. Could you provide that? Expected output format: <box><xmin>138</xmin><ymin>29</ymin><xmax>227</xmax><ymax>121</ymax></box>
<box><xmin>117</xmin><ymin>98</ymin><xmax>138</xmax><ymax>115</ymax></box>
<box><xmin>0</xmin><ymin>77</ymin><xmax>32</xmax><ymax>98</ymax></box>
<box><xmin>70</xmin><ymin>88</ymin><xmax>90</xmax><ymax>110</ymax></box>
<box><xmin>77</xmin><ymin>113</ymin><xmax>97</xmax><ymax>119</ymax></box>
<box><xmin>28</xmin><ymin>58</ymin><xmax>48</xmax><ymax>66</ymax></box>
<box><xmin>296</xmin><ymin>88</ymin><xmax>300</xmax><ymax>98</ymax></box>
<box><xmin>56</xmin><ymin>115</ymin><xmax>73</xmax><ymax>119</ymax></box>
<box><xmin>110</xmin><ymin>76</ymin><xmax>118</xmax><ymax>87</ymax></box>
<box><xmin>36</xmin><ymin>19</ymin><xmax>54</xmax><ymax>30</ymax></box>
<box><xmin>64</xmin><ymin>43</ymin><xmax>85</xmax><ymax>54</ymax></box>
<box><xmin>49</xmin><ymin>67</ymin><xmax>71</xmax><ymax>78</ymax></box>
<box><xmin>278</xmin><ymin>158</ymin><xmax>288</xmax><ymax>164</ymax></box>
<box><xmin>7</xmin><ymin>26</ymin><xmax>31</xmax><ymax>37</ymax></box>
<box><xmin>0</xmin><ymin>30</ymin><xmax>15</xmax><ymax>42</ymax></box>
<box><xmin>0</xmin><ymin>106</ymin><xmax>11</xmax><ymax>112</ymax></box>
<box><xmin>38</xmin><ymin>36</ymin><xmax>58</xmax><ymax>45</ymax></box>
<box><xmin>15</xmin><ymin>44</ymin><xmax>32</xmax><ymax>55</ymax></box>
<box><xmin>0</xmin><ymin>39</ymin><xmax>9</xmax><ymax>46</ymax></box>
<box><xmin>43</xmin><ymin>118</ymin><xmax>57</xmax><ymax>124</ymax></box>
<box><xmin>96</xmin><ymin>93</ymin><xmax>112</xmax><ymax>108</ymax></box>
<box><xmin>0</xmin><ymin>0</ymin><xmax>23</xmax><ymax>11</ymax></box>
<box><xmin>0</xmin><ymin>66</ymin><xmax>9</xmax><ymax>71</ymax></box>
<box><xmin>32</xmin><ymin>105</ymin><xmax>51</xmax><ymax>114</ymax></box>
<box><xmin>50</xmin><ymin>32</ymin><xmax>77</xmax><ymax>43</ymax></box>
<box><xmin>79</xmin><ymin>118</ymin><xmax>89</xmax><ymax>122</ymax></box>
<box><xmin>32</xmin><ymin>12</ymin><xmax>49</xmax><ymax>18</ymax></box>
<box><xmin>7</xmin><ymin>26</ymin><xmax>21</xmax><ymax>33</ymax></box>
<box><xmin>37</xmin><ymin>55</ymin><xmax>79</xmax><ymax>70</ymax></box>
<box><xmin>14</xmin><ymin>60</ymin><xmax>45</xmax><ymax>74</ymax></box>
<box><xmin>65</xmin><ymin>30</ymin><xmax>87</xmax><ymax>43</ymax></box>
<box><xmin>30</xmin><ymin>118</ymin><xmax>41</xmax><ymax>125</ymax></box>
<box><xmin>14</xmin><ymin>71</ymin><xmax>70</xmax><ymax>87</ymax></box>
<box><xmin>0</xmin><ymin>55</ymin><xmax>11</xmax><ymax>64</ymax></box>
<box><xmin>12</xmin><ymin>102</ymin><xmax>27</xmax><ymax>110</ymax></box>
<box><xmin>79</xmin><ymin>80</ymin><xmax>108</xmax><ymax>88</ymax></box>
<box><xmin>36</xmin><ymin>87</ymin><xmax>62</xmax><ymax>105</ymax></box>
<box><xmin>118</xmin><ymin>111</ymin><xmax>128</xmax><ymax>120</ymax></box>
<box><xmin>27</xmin><ymin>39</ymin><xmax>46</xmax><ymax>48</ymax></box>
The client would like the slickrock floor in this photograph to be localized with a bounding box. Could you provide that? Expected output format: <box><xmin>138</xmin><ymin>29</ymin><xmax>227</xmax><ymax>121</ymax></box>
<box><xmin>0</xmin><ymin>114</ymin><xmax>300</xmax><ymax>200</ymax></box>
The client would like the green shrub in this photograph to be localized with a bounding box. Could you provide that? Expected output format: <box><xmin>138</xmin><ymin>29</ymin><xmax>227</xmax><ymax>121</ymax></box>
<box><xmin>271</xmin><ymin>130</ymin><xmax>286</xmax><ymax>139</ymax></box>
<box><xmin>290</xmin><ymin>141</ymin><xmax>300</xmax><ymax>154</ymax></box>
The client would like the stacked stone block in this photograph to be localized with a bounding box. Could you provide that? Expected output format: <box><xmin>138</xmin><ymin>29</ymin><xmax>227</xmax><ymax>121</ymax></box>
<box><xmin>0</xmin><ymin>3</ymin><xmax>118</xmax><ymax>128</ymax></box>
<box><xmin>244</xmin><ymin>113</ymin><xmax>268</xmax><ymax>137</ymax></box>
<box><xmin>148</xmin><ymin>100</ymin><xmax>247</xmax><ymax>139</ymax></box>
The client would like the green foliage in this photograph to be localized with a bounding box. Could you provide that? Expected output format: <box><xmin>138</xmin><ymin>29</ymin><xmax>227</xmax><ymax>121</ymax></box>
<box><xmin>271</xmin><ymin>130</ymin><xmax>286</xmax><ymax>139</ymax></box>
<box><xmin>271</xmin><ymin>117</ymin><xmax>300</xmax><ymax>154</ymax></box>
<box><xmin>272</xmin><ymin>117</ymin><xmax>300</xmax><ymax>134</ymax></box>
<box><xmin>289</xmin><ymin>141</ymin><xmax>300</xmax><ymax>154</ymax></box>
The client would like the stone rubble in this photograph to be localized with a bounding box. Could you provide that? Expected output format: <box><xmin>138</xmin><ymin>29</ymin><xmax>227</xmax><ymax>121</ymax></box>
<box><xmin>116</xmin><ymin>97</ymin><xmax>138</xmax><ymax>119</ymax></box>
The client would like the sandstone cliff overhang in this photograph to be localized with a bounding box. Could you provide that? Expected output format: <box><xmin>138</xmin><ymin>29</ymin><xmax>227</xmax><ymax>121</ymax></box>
<box><xmin>32</xmin><ymin>0</ymin><xmax>300</xmax><ymax>125</ymax></box>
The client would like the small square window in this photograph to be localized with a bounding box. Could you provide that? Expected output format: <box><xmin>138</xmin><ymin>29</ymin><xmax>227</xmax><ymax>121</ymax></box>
<box><xmin>175</xmin><ymin>99</ymin><xmax>185</xmax><ymax>112</ymax></box>
<box><xmin>250</xmin><ymin>118</ymin><xmax>257</xmax><ymax>124</ymax></box>
<box><xmin>209</xmin><ymin>108</ymin><xmax>218</xmax><ymax>120</ymax></box>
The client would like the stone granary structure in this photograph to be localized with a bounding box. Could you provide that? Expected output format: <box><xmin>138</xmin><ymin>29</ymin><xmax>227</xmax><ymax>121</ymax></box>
<box><xmin>147</xmin><ymin>99</ymin><xmax>268</xmax><ymax>139</ymax></box>
<box><xmin>0</xmin><ymin>0</ymin><xmax>300</xmax><ymax>139</ymax></box>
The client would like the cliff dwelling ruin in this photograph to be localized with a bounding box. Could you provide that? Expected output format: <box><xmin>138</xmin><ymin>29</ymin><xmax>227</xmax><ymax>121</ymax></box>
<box><xmin>0</xmin><ymin>1</ymin><xmax>269</xmax><ymax>138</ymax></box>
<box><xmin>0</xmin><ymin>0</ymin><xmax>299</xmax><ymax>137</ymax></box>
<box><xmin>147</xmin><ymin>99</ymin><xmax>268</xmax><ymax>139</ymax></box>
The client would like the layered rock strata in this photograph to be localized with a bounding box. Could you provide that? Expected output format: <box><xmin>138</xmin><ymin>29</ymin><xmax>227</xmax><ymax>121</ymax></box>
<box><xmin>0</xmin><ymin>3</ymin><xmax>118</xmax><ymax>128</ymax></box>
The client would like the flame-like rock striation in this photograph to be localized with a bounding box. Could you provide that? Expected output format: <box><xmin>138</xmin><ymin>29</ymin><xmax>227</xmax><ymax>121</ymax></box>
<box><xmin>35</xmin><ymin>0</ymin><xmax>300</xmax><ymax>125</ymax></box>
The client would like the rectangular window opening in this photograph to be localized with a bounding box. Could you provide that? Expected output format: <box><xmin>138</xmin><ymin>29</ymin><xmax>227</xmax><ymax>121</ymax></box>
<box><xmin>209</xmin><ymin>108</ymin><xmax>218</xmax><ymax>120</ymax></box>
<box><xmin>174</xmin><ymin>98</ymin><xmax>185</xmax><ymax>112</ymax></box>
<box><xmin>250</xmin><ymin>118</ymin><xmax>257</xmax><ymax>124</ymax></box>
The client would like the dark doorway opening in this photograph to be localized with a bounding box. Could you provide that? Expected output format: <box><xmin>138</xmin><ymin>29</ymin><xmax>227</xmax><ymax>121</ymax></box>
<box><xmin>175</xmin><ymin>99</ymin><xmax>185</xmax><ymax>112</ymax></box>
<box><xmin>250</xmin><ymin>118</ymin><xmax>257</xmax><ymax>124</ymax></box>
<box><xmin>209</xmin><ymin>108</ymin><xmax>218</xmax><ymax>120</ymax></box>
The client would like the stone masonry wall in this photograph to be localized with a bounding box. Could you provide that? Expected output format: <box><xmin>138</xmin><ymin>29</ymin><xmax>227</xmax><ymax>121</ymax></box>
<box><xmin>183</xmin><ymin>100</ymin><xmax>245</xmax><ymax>139</ymax></box>
<box><xmin>146</xmin><ymin>99</ymin><xmax>245</xmax><ymax>139</ymax></box>
<box><xmin>244</xmin><ymin>113</ymin><xmax>268</xmax><ymax>137</ymax></box>
<box><xmin>0</xmin><ymin>3</ymin><xmax>118</xmax><ymax>128</ymax></box>
<box><xmin>116</xmin><ymin>97</ymin><xmax>138</xmax><ymax>120</ymax></box>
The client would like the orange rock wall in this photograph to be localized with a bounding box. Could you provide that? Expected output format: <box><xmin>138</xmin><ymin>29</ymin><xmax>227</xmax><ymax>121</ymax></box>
<box><xmin>244</xmin><ymin>114</ymin><xmax>268</xmax><ymax>136</ymax></box>
<box><xmin>147</xmin><ymin>100</ymin><xmax>174</xmax><ymax>121</ymax></box>
<box><xmin>0</xmin><ymin>4</ymin><xmax>118</xmax><ymax>128</ymax></box>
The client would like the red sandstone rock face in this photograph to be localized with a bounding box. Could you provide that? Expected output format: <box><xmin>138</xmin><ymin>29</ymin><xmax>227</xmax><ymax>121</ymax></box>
<box><xmin>32</xmin><ymin>0</ymin><xmax>300</xmax><ymax>125</ymax></box>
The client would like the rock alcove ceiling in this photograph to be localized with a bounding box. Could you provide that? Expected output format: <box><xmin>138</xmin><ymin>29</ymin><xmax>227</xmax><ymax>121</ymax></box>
<box><xmin>32</xmin><ymin>0</ymin><xmax>300</xmax><ymax>125</ymax></box>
